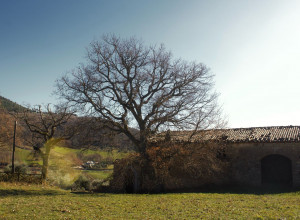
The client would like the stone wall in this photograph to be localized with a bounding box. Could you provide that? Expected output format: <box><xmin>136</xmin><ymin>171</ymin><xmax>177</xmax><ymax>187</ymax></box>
<box><xmin>228</xmin><ymin>142</ymin><xmax>300</xmax><ymax>187</ymax></box>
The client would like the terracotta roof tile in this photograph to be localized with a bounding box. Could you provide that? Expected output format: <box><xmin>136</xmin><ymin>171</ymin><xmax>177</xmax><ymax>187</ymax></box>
<box><xmin>151</xmin><ymin>126</ymin><xmax>300</xmax><ymax>143</ymax></box>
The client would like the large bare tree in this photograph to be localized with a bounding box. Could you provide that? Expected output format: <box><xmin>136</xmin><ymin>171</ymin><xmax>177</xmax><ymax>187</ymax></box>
<box><xmin>56</xmin><ymin>35</ymin><xmax>223</xmax><ymax>156</ymax></box>
<box><xmin>19</xmin><ymin>104</ymin><xmax>74</xmax><ymax>182</ymax></box>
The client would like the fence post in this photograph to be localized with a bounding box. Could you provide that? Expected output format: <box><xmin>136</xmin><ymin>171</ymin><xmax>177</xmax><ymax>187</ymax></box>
<box><xmin>11</xmin><ymin>121</ymin><xmax>17</xmax><ymax>174</ymax></box>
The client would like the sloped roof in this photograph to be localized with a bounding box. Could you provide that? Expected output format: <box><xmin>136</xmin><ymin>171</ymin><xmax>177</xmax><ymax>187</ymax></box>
<box><xmin>151</xmin><ymin>126</ymin><xmax>300</xmax><ymax>143</ymax></box>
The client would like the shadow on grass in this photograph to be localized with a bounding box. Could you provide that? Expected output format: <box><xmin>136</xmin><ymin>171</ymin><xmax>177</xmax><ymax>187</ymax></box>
<box><xmin>2</xmin><ymin>186</ymin><xmax>298</xmax><ymax>196</ymax></box>
<box><xmin>161</xmin><ymin>185</ymin><xmax>300</xmax><ymax>195</ymax></box>
<box><xmin>0</xmin><ymin>189</ymin><xmax>66</xmax><ymax>197</ymax></box>
<box><xmin>71</xmin><ymin>191</ymin><xmax>107</xmax><ymax>197</ymax></box>
<box><xmin>0</xmin><ymin>189</ymin><xmax>109</xmax><ymax>197</ymax></box>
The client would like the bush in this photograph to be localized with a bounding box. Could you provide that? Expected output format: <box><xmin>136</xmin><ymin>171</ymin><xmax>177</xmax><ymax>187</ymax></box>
<box><xmin>91</xmin><ymin>179</ymin><xmax>104</xmax><ymax>192</ymax></box>
<box><xmin>0</xmin><ymin>173</ymin><xmax>42</xmax><ymax>183</ymax></box>
<box><xmin>111</xmin><ymin>141</ymin><xmax>231</xmax><ymax>193</ymax></box>
<box><xmin>71</xmin><ymin>175</ymin><xmax>91</xmax><ymax>191</ymax></box>
<box><xmin>4</xmin><ymin>163</ymin><xmax>28</xmax><ymax>175</ymax></box>
<box><xmin>0</xmin><ymin>163</ymin><xmax>41</xmax><ymax>183</ymax></box>
<box><xmin>91</xmin><ymin>176</ymin><xmax>113</xmax><ymax>192</ymax></box>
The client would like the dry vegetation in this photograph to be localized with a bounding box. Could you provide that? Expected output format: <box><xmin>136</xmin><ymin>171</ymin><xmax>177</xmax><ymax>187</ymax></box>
<box><xmin>111</xmin><ymin>141</ymin><xmax>230</xmax><ymax>193</ymax></box>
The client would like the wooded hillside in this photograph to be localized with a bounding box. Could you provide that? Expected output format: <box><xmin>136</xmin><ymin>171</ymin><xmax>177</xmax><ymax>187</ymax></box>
<box><xmin>0</xmin><ymin>96</ymin><xmax>135</xmax><ymax>151</ymax></box>
<box><xmin>0</xmin><ymin>96</ymin><xmax>28</xmax><ymax>112</ymax></box>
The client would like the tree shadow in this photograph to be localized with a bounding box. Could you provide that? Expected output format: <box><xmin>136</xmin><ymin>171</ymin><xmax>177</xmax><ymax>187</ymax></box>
<box><xmin>0</xmin><ymin>189</ymin><xmax>65</xmax><ymax>197</ymax></box>
<box><xmin>164</xmin><ymin>185</ymin><xmax>300</xmax><ymax>195</ymax></box>
<box><xmin>70</xmin><ymin>191</ymin><xmax>107</xmax><ymax>197</ymax></box>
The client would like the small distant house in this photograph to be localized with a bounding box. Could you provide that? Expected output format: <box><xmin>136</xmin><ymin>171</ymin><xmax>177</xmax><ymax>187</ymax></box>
<box><xmin>154</xmin><ymin>126</ymin><xmax>300</xmax><ymax>188</ymax></box>
<box><xmin>83</xmin><ymin>161</ymin><xmax>95</xmax><ymax>169</ymax></box>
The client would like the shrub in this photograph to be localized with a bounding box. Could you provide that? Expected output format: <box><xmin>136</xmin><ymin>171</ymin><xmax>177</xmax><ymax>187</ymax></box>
<box><xmin>91</xmin><ymin>176</ymin><xmax>113</xmax><ymax>192</ymax></box>
<box><xmin>111</xmin><ymin>141</ymin><xmax>231</xmax><ymax>193</ymax></box>
<box><xmin>147</xmin><ymin>141</ymin><xmax>231</xmax><ymax>190</ymax></box>
<box><xmin>4</xmin><ymin>163</ymin><xmax>28</xmax><ymax>175</ymax></box>
<box><xmin>71</xmin><ymin>175</ymin><xmax>91</xmax><ymax>191</ymax></box>
<box><xmin>1</xmin><ymin>163</ymin><xmax>37</xmax><ymax>183</ymax></box>
<box><xmin>91</xmin><ymin>179</ymin><xmax>103</xmax><ymax>192</ymax></box>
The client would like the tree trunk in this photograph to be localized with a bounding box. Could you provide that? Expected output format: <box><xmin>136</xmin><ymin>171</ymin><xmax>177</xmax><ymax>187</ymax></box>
<box><xmin>138</xmin><ymin>136</ymin><xmax>149</xmax><ymax>160</ymax></box>
<box><xmin>41</xmin><ymin>143</ymin><xmax>51</xmax><ymax>183</ymax></box>
<box><xmin>40</xmin><ymin>138</ymin><xmax>62</xmax><ymax>183</ymax></box>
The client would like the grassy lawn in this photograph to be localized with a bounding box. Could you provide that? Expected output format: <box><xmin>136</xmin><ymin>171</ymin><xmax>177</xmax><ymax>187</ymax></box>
<box><xmin>53</xmin><ymin>146</ymin><xmax>129</xmax><ymax>161</ymax></box>
<box><xmin>82</xmin><ymin>169</ymin><xmax>112</xmax><ymax>180</ymax></box>
<box><xmin>0</xmin><ymin>183</ymin><xmax>299</xmax><ymax>219</ymax></box>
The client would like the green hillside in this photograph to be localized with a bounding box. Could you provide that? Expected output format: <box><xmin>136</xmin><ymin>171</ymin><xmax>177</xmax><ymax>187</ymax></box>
<box><xmin>0</xmin><ymin>96</ymin><xmax>28</xmax><ymax>112</ymax></box>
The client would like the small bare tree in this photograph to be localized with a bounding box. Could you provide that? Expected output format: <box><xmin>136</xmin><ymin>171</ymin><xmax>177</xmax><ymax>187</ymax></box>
<box><xmin>56</xmin><ymin>34</ymin><xmax>223</xmax><ymax>157</ymax></box>
<box><xmin>19</xmin><ymin>104</ymin><xmax>74</xmax><ymax>182</ymax></box>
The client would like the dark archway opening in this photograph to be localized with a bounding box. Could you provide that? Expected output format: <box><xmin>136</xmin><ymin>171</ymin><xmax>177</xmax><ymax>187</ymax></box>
<box><xmin>261</xmin><ymin>154</ymin><xmax>292</xmax><ymax>188</ymax></box>
<box><xmin>124</xmin><ymin>170</ymin><xmax>134</xmax><ymax>193</ymax></box>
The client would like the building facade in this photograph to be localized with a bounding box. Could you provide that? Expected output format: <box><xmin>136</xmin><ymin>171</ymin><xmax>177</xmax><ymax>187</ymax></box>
<box><xmin>154</xmin><ymin>126</ymin><xmax>300</xmax><ymax>188</ymax></box>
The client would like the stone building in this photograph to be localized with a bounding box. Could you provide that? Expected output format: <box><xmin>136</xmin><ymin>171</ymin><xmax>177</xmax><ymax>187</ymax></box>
<box><xmin>154</xmin><ymin>126</ymin><xmax>300</xmax><ymax>188</ymax></box>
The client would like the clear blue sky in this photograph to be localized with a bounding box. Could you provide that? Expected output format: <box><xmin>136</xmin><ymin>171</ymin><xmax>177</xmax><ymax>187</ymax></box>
<box><xmin>1</xmin><ymin>0</ymin><xmax>300</xmax><ymax>128</ymax></box>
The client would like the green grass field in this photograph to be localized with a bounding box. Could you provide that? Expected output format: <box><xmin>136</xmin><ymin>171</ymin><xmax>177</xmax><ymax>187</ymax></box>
<box><xmin>11</xmin><ymin>145</ymin><xmax>128</xmax><ymax>167</ymax></box>
<box><xmin>0</xmin><ymin>146</ymin><xmax>126</xmax><ymax>187</ymax></box>
<box><xmin>52</xmin><ymin>146</ymin><xmax>128</xmax><ymax>161</ymax></box>
<box><xmin>82</xmin><ymin>169</ymin><xmax>112</xmax><ymax>180</ymax></box>
<box><xmin>0</xmin><ymin>183</ymin><xmax>299</xmax><ymax>219</ymax></box>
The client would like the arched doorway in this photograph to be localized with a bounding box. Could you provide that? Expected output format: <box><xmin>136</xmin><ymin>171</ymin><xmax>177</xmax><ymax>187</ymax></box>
<box><xmin>261</xmin><ymin>154</ymin><xmax>292</xmax><ymax>187</ymax></box>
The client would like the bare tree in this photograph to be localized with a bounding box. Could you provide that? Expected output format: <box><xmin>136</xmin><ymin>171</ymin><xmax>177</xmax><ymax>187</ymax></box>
<box><xmin>19</xmin><ymin>104</ymin><xmax>74</xmax><ymax>182</ymax></box>
<box><xmin>56</xmin><ymin>34</ymin><xmax>223</xmax><ymax>157</ymax></box>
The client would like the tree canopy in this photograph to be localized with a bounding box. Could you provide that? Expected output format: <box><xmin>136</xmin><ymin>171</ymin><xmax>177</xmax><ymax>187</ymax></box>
<box><xmin>56</xmin><ymin>35</ymin><xmax>223</xmax><ymax>155</ymax></box>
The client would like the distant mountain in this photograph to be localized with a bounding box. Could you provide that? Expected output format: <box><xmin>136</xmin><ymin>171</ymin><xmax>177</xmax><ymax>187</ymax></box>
<box><xmin>0</xmin><ymin>96</ymin><xmax>28</xmax><ymax>112</ymax></box>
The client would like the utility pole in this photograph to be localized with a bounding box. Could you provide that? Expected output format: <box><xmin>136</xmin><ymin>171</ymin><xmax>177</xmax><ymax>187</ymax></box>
<box><xmin>11</xmin><ymin>121</ymin><xmax>17</xmax><ymax>174</ymax></box>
